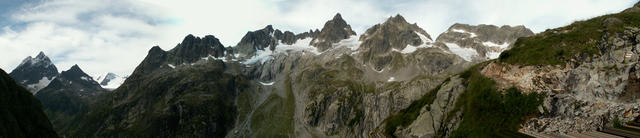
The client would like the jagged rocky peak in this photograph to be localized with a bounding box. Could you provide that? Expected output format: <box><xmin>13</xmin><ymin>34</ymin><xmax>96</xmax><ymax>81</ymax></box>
<box><xmin>170</xmin><ymin>34</ymin><xmax>225</xmax><ymax>64</ymax></box>
<box><xmin>61</xmin><ymin>65</ymin><xmax>92</xmax><ymax>81</ymax></box>
<box><xmin>310</xmin><ymin>13</ymin><xmax>357</xmax><ymax>51</ymax></box>
<box><xmin>273</xmin><ymin>29</ymin><xmax>297</xmax><ymax>45</ymax></box>
<box><xmin>357</xmin><ymin>14</ymin><xmax>434</xmax><ymax>70</ymax></box>
<box><xmin>9</xmin><ymin>51</ymin><xmax>59</xmax><ymax>94</ymax></box>
<box><xmin>296</xmin><ymin>29</ymin><xmax>320</xmax><ymax>40</ymax></box>
<box><xmin>235</xmin><ymin>25</ymin><xmax>278</xmax><ymax>58</ymax></box>
<box><xmin>360</xmin><ymin>14</ymin><xmax>433</xmax><ymax>53</ymax></box>
<box><xmin>435</xmin><ymin>23</ymin><xmax>533</xmax><ymax>61</ymax></box>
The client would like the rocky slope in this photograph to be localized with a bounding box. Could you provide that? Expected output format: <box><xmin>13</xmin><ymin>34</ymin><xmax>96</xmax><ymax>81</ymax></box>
<box><xmin>0</xmin><ymin>68</ymin><xmax>58</xmax><ymax>138</ymax></box>
<box><xmin>435</xmin><ymin>23</ymin><xmax>534</xmax><ymax>62</ymax></box>
<box><xmin>9</xmin><ymin>51</ymin><xmax>59</xmax><ymax>94</ymax></box>
<box><xmin>490</xmin><ymin>5</ymin><xmax>640</xmax><ymax>135</ymax></box>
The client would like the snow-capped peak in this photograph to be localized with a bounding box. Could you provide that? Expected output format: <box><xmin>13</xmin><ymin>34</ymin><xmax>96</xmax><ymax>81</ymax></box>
<box><xmin>95</xmin><ymin>72</ymin><xmax>125</xmax><ymax>90</ymax></box>
<box><xmin>17</xmin><ymin>51</ymin><xmax>54</xmax><ymax>67</ymax></box>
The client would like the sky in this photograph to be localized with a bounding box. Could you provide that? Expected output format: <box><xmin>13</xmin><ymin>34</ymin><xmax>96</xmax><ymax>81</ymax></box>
<box><xmin>0</xmin><ymin>0</ymin><xmax>637</xmax><ymax>77</ymax></box>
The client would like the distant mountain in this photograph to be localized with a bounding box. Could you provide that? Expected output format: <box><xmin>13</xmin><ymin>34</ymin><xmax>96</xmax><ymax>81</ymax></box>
<box><xmin>95</xmin><ymin>72</ymin><xmax>125</xmax><ymax>90</ymax></box>
<box><xmin>434</xmin><ymin>23</ymin><xmax>534</xmax><ymax>61</ymax></box>
<box><xmin>9</xmin><ymin>51</ymin><xmax>59</xmax><ymax>94</ymax></box>
<box><xmin>0</xmin><ymin>68</ymin><xmax>58</xmax><ymax>138</ymax></box>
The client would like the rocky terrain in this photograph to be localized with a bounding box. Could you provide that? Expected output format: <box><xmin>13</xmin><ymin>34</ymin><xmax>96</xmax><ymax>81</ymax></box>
<box><xmin>383</xmin><ymin>2</ymin><xmax>640</xmax><ymax>137</ymax></box>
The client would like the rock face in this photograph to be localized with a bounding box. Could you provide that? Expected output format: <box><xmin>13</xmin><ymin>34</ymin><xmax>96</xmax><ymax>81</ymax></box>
<box><xmin>384</xmin><ymin>4</ymin><xmax>640</xmax><ymax>137</ymax></box>
<box><xmin>435</xmin><ymin>23</ymin><xmax>534</xmax><ymax>61</ymax></box>
<box><xmin>0</xmin><ymin>68</ymin><xmax>59</xmax><ymax>138</ymax></box>
<box><xmin>358</xmin><ymin>14</ymin><xmax>434</xmax><ymax>71</ymax></box>
<box><xmin>234</xmin><ymin>25</ymin><xmax>277</xmax><ymax>58</ymax></box>
<box><xmin>170</xmin><ymin>34</ymin><xmax>226</xmax><ymax>64</ymax></box>
<box><xmin>311</xmin><ymin>13</ymin><xmax>357</xmax><ymax>51</ymax></box>
<box><xmin>9</xmin><ymin>51</ymin><xmax>59</xmax><ymax>94</ymax></box>
<box><xmin>482</xmin><ymin>25</ymin><xmax>640</xmax><ymax>134</ymax></box>
<box><xmin>35</xmin><ymin>65</ymin><xmax>106</xmax><ymax>136</ymax></box>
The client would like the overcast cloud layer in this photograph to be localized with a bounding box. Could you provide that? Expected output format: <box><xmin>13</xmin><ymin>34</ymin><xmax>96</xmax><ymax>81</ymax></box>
<box><xmin>0</xmin><ymin>0</ymin><xmax>637</xmax><ymax>77</ymax></box>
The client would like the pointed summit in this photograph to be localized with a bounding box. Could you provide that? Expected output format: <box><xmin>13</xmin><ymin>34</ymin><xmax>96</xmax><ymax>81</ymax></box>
<box><xmin>60</xmin><ymin>64</ymin><xmax>89</xmax><ymax>80</ymax></box>
<box><xmin>68</xmin><ymin>64</ymin><xmax>82</xmax><ymax>73</ymax></box>
<box><xmin>9</xmin><ymin>52</ymin><xmax>59</xmax><ymax>94</ymax></box>
<box><xmin>358</xmin><ymin>14</ymin><xmax>434</xmax><ymax>70</ymax></box>
<box><xmin>333</xmin><ymin>13</ymin><xmax>343</xmax><ymax>20</ymax></box>
<box><xmin>35</xmin><ymin>51</ymin><xmax>47</xmax><ymax>59</ymax></box>
<box><xmin>234</xmin><ymin>25</ymin><xmax>278</xmax><ymax>58</ymax></box>
<box><xmin>310</xmin><ymin>13</ymin><xmax>357</xmax><ymax>51</ymax></box>
<box><xmin>387</xmin><ymin>14</ymin><xmax>407</xmax><ymax>24</ymax></box>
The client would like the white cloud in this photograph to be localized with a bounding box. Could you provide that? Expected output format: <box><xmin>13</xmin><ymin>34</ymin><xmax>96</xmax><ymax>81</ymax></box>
<box><xmin>0</xmin><ymin>0</ymin><xmax>637</xmax><ymax>77</ymax></box>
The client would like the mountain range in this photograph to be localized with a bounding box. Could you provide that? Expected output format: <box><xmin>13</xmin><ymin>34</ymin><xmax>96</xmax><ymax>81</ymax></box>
<box><xmin>2</xmin><ymin>1</ymin><xmax>640</xmax><ymax>137</ymax></box>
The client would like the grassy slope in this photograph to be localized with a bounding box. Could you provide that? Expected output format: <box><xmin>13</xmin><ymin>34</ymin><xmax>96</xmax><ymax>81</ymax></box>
<box><xmin>499</xmin><ymin>9</ymin><xmax>640</xmax><ymax>65</ymax></box>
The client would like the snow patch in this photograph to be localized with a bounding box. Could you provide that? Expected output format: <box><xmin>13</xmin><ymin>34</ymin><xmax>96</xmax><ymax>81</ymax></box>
<box><xmin>452</xmin><ymin>29</ymin><xmax>477</xmax><ymax>38</ymax></box>
<box><xmin>259</xmin><ymin>81</ymin><xmax>274</xmax><ymax>86</ymax></box>
<box><xmin>486</xmin><ymin>51</ymin><xmax>502</xmax><ymax>59</ymax></box>
<box><xmin>387</xmin><ymin>77</ymin><xmax>395</xmax><ymax>82</ymax></box>
<box><xmin>275</xmin><ymin>38</ymin><xmax>321</xmax><ymax>55</ymax></box>
<box><xmin>482</xmin><ymin>41</ymin><xmax>510</xmax><ymax>49</ymax></box>
<box><xmin>26</xmin><ymin>76</ymin><xmax>54</xmax><ymax>94</ymax></box>
<box><xmin>394</xmin><ymin>31</ymin><xmax>433</xmax><ymax>54</ymax></box>
<box><xmin>444</xmin><ymin>43</ymin><xmax>478</xmax><ymax>62</ymax></box>
<box><xmin>202</xmin><ymin>55</ymin><xmax>226</xmax><ymax>62</ymax></box>
<box><xmin>81</xmin><ymin>76</ymin><xmax>91</xmax><ymax>81</ymax></box>
<box><xmin>243</xmin><ymin>38</ymin><xmax>321</xmax><ymax>65</ymax></box>
<box><xmin>333</xmin><ymin>35</ymin><xmax>361</xmax><ymax>51</ymax></box>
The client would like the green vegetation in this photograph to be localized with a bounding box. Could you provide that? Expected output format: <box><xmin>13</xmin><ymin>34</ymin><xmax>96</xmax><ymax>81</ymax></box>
<box><xmin>499</xmin><ymin>9</ymin><xmax>640</xmax><ymax>65</ymax></box>
<box><xmin>383</xmin><ymin>78</ymin><xmax>448</xmax><ymax>138</ymax></box>
<box><xmin>449</xmin><ymin>66</ymin><xmax>544</xmax><ymax>138</ymax></box>
<box><xmin>614</xmin><ymin>117</ymin><xmax>623</xmax><ymax>128</ymax></box>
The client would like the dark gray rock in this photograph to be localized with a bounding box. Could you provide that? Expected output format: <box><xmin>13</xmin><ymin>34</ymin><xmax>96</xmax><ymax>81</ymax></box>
<box><xmin>311</xmin><ymin>13</ymin><xmax>357</xmax><ymax>51</ymax></box>
<box><xmin>9</xmin><ymin>51</ymin><xmax>59</xmax><ymax>94</ymax></box>
<box><xmin>169</xmin><ymin>34</ymin><xmax>225</xmax><ymax>64</ymax></box>
<box><xmin>358</xmin><ymin>14</ymin><xmax>433</xmax><ymax>70</ymax></box>
<box><xmin>235</xmin><ymin>25</ymin><xmax>277</xmax><ymax>58</ymax></box>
